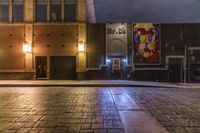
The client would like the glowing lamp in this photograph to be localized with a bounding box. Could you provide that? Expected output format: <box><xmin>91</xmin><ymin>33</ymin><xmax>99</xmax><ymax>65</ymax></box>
<box><xmin>22</xmin><ymin>41</ymin><xmax>32</xmax><ymax>53</ymax></box>
<box><xmin>78</xmin><ymin>41</ymin><xmax>85</xmax><ymax>52</ymax></box>
<box><xmin>106</xmin><ymin>59</ymin><xmax>111</xmax><ymax>63</ymax></box>
<box><xmin>123</xmin><ymin>59</ymin><xmax>127</xmax><ymax>63</ymax></box>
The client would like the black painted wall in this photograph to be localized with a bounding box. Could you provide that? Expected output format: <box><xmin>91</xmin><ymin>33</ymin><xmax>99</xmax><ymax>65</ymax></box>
<box><xmin>87</xmin><ymin>23</ymin><xmax>200</xmax><ymax>82</ymax></box>
<box><xmin>87</xmin><ymin>24</ymin><xmax>106</xmax><ymax>68</ymax></box>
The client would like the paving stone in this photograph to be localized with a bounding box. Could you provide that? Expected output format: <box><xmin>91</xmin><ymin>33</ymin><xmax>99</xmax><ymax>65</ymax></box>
<box><xmin>53</xmin><ymin>127</ymin><xmax>68</xmax><ymax>133</ymax></box>
<box><xmin>130</xmin><ymin>87</ymin><xmax>200</xmax><ymax>133</ymax></box>
<box><xmin>2</xmin><ymin>130</ymin><xmax>17</xmax><ymax>133</ymax></box>
<box><xmin>81</xmin><ymin>123</ymin><xmax>92</xmax><ymax>129</ymax></box>
<box><xmin>80</xmin><ymin>130</ymin><xmax>94</xmax><ymax>133</ymax></box>
<box><xmin>92</xmin><ymin>124</ymin><xmax>104</xmax><ymax>129</ymax></box>
<box><xmin>23</xmin><ymin>122</ymin><xmax>36</xmax><ymax>128</ymax></box>
<box><xmin>38</xmin><ymin>128</ymin><xmax>55</xmax><ymax>133</ymax></box>
<box><xmin>1</xmin><ymin>86</ymin><xmax>200</xmax><ymax>133</ymax></box>
<box><xmin>67</xmin><ymin>124</ymin><xmax>81</xmax><ymax>133</ymax></box>
<box><xmin>92</xmin><ymin>116</ymin><xmax>104</xmax><ymax>123</ymax></box>
<box><xmin>32</xmin><ymin>121</ymin><xmax>48</xmax><ymax>128</ymax></box>
<box><xmin>8</xmin><ymin>122</ymin><xmax>24</xmax><ymax>130</ymax></box>
<box><xmin>93</xmin><ymin>130</ymin><xmax>107</xmax><ymax>133</ymax></box>
<box><xmin>107</xmin><ymin>129</ymin><xmax>125</xmax><ymax>133</ymax></box>
<box><xmin>16</xmin><ymin>128</ymin><xmax>31</xmax><ymax>133</ymax></box>
<box><xmin>29</xmin><ymin>128</ymin><xmax>42</xmax><ymax>133</ymax></box>
<box><xmin>186</xmin><ymin>127</ymin><xmax>200</xmax><ymax>133</ymax></box>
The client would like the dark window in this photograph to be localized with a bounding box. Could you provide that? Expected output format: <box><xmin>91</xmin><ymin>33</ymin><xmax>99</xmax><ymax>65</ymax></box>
<box><xmin>0</xmin><ymin>0</ymin><xmax>9</xmax><ymax>22</ymax></box>
<box><xmin>50</xmin><ymin>0</ymin><xmax>61</xmax><ymax>22</ymax></box>
<box><xmin>12</xmin><ymin>0</ymin><xmax>24</xmax><ymax>22</ymax></box>
<box><xmin>64</xmin><ymin>0</ymin><xmax>76</xmax><ymax>22</ymax></box>
<box><xmin>36</xmin><ymin>0</ymin><xmax>47</xmax><ymax>22</ymax></box>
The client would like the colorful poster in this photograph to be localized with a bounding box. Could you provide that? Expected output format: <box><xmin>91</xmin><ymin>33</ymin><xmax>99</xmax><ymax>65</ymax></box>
<box><xmin>112</xmin><ymin>58</ymin><xmax>121</xmax><ymax>70</ymax></box>
<box><xmin>133</xmin><ymin>23</ymin><xmax>160</xmax><ymax>64</ymax></box>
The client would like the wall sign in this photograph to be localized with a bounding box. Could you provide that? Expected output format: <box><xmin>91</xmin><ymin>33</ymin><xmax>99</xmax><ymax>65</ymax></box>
<box><xmin>133</xmin><ymin>23</ymin><xmax>161</xmax><ymax>64</ymax></box>
<box><xmin>106</xmin><ymin>23</ymin><xmax>128</xmax><ymax>57</ymax></box>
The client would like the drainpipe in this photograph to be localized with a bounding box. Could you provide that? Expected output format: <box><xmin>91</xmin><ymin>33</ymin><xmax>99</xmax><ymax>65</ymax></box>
<box><xmin>184</xmin><ymin>45</ymin><xmax>187</xmax><ymax>83</ymax></box>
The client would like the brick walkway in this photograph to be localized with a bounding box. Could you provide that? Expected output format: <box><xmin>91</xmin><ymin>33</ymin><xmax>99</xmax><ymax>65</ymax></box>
<box><xmin>0</xmin><ymin>87</ymin><xmax>125</xmax><ymax>133</ymax></box>
<box><xmin>130</xmin><ymin>87</ymin><xmax>200</xmax><ymax>133</ymax></box>
<box><xmin>0</xmin><ymin>87</ymin><xmax>200</xmax><ymax>133</ymax></box>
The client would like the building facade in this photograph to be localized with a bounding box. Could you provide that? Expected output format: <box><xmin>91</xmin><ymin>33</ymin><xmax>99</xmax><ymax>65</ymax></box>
<box><xmin>87</xmin><ymin>23</ymin><xmax>200</xmax><ymax>83</ymax></box>
<box><xmin>0</xmin><ymin>1</ymin><xmax>200</xmax><ymax>82</ymax></box>
<box><xmin>0</xmin><ymin>0</ymin><xmax>86</xmax><ymax>80</ymax></box>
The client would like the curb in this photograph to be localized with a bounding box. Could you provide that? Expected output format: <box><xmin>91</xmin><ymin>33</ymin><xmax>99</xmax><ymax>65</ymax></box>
<box><xmin>0</xmin><ymin>84</ymin><xmax>184</xmax><ymax>88</ymax></box>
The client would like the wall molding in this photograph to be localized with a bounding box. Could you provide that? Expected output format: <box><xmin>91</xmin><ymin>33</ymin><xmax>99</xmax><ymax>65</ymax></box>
<box><xmin>0</xmin><ymin>69</ymin><xmax>35</xmax><ymax>72</ymax></box>
<box><xmin>87</xmin><ymin>65</ymin><xmax>107</xmax><ymax>71</ymax></box>
<box><xmin>188</xmin><ymin>47</ymin><xmax>200</xmax><ymax>51</ymax></box>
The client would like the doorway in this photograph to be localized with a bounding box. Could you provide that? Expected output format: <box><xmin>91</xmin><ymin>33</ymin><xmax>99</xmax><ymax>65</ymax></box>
<box><xmin>109</xmin><ymin>57</ymin><xmax>126</xmax><ymax>80</ymax></box>
<box><xmin>35</xmin><ymin>56</ymin><xmax>47</xmax><ymax>78</ymax></box>
<box><xmin>50</xmin><ymin>56</ymin><xmax>76</xmax><ymax>80</ymax></box>
<box><xmin>168</xmin><ymin>58</ymin><xmax>183</xmax><ymax>82</ymax></box>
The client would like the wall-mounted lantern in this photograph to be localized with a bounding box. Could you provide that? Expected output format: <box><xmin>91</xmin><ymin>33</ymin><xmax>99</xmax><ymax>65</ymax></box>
<box><xmin>106</xmin><ymin>59</ymin><xmax>111</xmax><ymax>64</ymax></box>
<box><xmin>123</xmin><ymin>58</ymin><xmax>127</xmax><ymax>65</ymax></box>
<box><xmin>22</xmin><ymin>41</ymin><xmax>32</xmax><ymax>53</ymax></box>
<box><xmin>123</xmin><ymin>59</ymin><xmax>127</xmax><ymax>63</ymax></box>
<box><xmin>77</xmin><ymin>41</ymin><xmax>86</xmax><ymax>52</ymax></box>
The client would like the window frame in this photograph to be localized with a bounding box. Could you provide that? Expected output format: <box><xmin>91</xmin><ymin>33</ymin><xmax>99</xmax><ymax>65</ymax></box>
<box><xmin>50</xmin><ymin>0</ymin><xmax>62</xmax><ymax>22</ymax></box>
<box><xmin>34</xmin><ymin>0</ymin><xmax>78</xmax><ymax>23</ymax></box>
<box><xmin>12</xmin><ymin>0</ymin><xmax>24</xmax><ymax>22</ymax></box>
<box><xmin>64</xmin><ymin>0</ymin><xmax>77</xmax><ymax>22</ymax></box>
<box><xmin>35</xmin><ymin>0</ymin><xmax>48</xmax><ymax>22</ymax></box>
<box><xmin>0</xmin><ymin>0</ymin><xmax>9</xmax><ymax>22</ymax></box>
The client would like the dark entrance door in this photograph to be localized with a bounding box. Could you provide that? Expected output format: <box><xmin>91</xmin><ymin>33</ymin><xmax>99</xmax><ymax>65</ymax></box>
<box><xmin>35</xmin><ymin>56</ymin><xmax>47</xmax><ymax>78</ymax></box>
<box><xmin>109</xmin><ymin>57</ymin><xmax>126</xmax><ymax>80</ymax></box>
<box><xmin>169</xmin><ymin>58</ymin><xmax>183</xmax><ymax>82</ymax></box>
<box><xmin>50</xmin><ymin>56</ymin><xmax>76</xmax><ymax>80</ymax></box>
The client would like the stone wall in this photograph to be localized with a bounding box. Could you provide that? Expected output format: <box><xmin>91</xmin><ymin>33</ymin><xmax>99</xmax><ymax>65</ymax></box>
<box><xmin>0</xmin><ymin>72</ymin><xmax>34</xmax><ymax>80</ymax></box>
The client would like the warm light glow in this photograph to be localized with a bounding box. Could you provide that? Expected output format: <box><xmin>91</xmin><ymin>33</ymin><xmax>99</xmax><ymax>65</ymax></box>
<box><xmin>22</xmin><ymin>42</ymin><xmax>32</xmax><ymax>53</ymax></box>
<box><xmin>78</xmin><ymin>41</ymin><xmax>85</xmax><ymax>52</ymax></box>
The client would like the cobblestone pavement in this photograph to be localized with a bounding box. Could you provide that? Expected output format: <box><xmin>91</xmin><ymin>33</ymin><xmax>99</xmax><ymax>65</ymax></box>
<box><xmin>130</xmin><ymin>87</ymin><xmax>200</xmax><ymax>133</ymax></box>
<box><xmin>0</xmin><ymin>87</ymin><xmax>200</xmax><ymax>133</ymax></box>
<box><xmin>0</xmin><ymin>87</ymin><xmax>124</xmax><ymax>133</ymax></box>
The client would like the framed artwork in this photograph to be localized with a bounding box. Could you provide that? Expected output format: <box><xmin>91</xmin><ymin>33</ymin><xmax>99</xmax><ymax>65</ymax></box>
<box><xmin>133</xmin><ymin>23</ymin><xmax>161</xmax><ymax>65</ymax></box>
<box><xmin>112</xmin><ymin>58</ymin><xmax>121</xmax><ymax>70</ymax></box>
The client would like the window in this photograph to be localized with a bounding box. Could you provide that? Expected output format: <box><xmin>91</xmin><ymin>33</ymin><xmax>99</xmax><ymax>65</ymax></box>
<box><xmin>36</xmin><ymin>0</ymin><xmax>47</xmax><ymax>22</ymax></box>
<box><xmin>50</xmin><ymin>0</ymin><xmax>61</xmax><ymax>22</ymax></box>
<box><xmin>0</xmin><ymin>0</ymin><xmax>9</xmax><ymax>22</ymax></box>
<box><xmin>64</xmin><ymin>0</ymin><xmax>76</xmax><ymax>22</ymax></box>
<box><xmin>12</xmin><ymin>0</ymin><xmax>24</xmax><ymax>22</ymax></box>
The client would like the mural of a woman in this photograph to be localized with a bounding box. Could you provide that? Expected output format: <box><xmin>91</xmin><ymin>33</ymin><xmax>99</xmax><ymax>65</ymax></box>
<box><xmin>133</xmin><ymin>23</ymin><xmax>160</xmax><ymax>64</ymax></box>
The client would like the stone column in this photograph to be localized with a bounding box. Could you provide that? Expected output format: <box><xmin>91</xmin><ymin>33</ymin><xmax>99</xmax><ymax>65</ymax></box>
<box><xmin>25</xmin><ymin>0</ymin><xmax>33</xmax><ymax>22</ymax></box>
<box><xmin>76</xmin><ymin>24</ymin><xmax>87</xmax><ymax>79</ymax></box>
<box><xmin>9</xmin><ymin>0</ymin><xmax>12</xmax><ymax>22</ymax></box>
<box><xmin>47</xmin><ymin>0</ymin><xmax>50</xmax><ymax>22</ymax></box>
<box><xmin>25</xmin><ymin>24</ymin><xmax>33</xmax><ymax>72</ymax></box>
<box><xmin>24</xmin><ymin>0</ymin><xmax>34</xmax><ymax>72</ymax></box>
<box><xmin>77</xmin><ymin>0</ymin><xmax>86</xmax><ymax>22</ymax></box>
<box><xmin>61</xmin><ymin>0</ymin><xmax>65</xmax><ymax>22</ymax></box>
<box><xmin>77</xmin><ymin>0</ymin><xmax>87</xmax><ymax>79</ymax></box>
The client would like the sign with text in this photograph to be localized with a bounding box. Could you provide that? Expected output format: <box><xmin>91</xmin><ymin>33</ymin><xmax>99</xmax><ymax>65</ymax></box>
<box><xmin>106</xmin><ymin>23</ymin><xmax>128</xmax><ymax>57</ymax></box>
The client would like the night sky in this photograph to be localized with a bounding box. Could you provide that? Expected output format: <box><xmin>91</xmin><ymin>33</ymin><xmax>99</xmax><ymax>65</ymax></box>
<box><xmin>87</xmin><ymin>0</ymin><xmax>200</xmax><ymax>23</ymax></box>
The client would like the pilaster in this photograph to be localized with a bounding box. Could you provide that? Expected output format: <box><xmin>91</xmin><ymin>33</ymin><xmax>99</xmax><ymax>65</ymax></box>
<box><xmin>77</xmin><ymin>0</ymin><xmax>86</xmax><ymax>22</ymax></box>
<box><xmin>25</xmin><ymin>0</ymin><xmax>34</xmax><ymax>22</ymax></box>
<box><xmin>25</xmin><ymin>24</ymin><xmax>33</xmax><ymax>71</ymax></box>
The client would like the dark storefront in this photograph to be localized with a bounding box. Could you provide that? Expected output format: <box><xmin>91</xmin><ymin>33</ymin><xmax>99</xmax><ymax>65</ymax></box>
<box><xmin>86</xmin><ymin>23</ymin><xmax>200</xmax><ymax>83</ymax></box>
